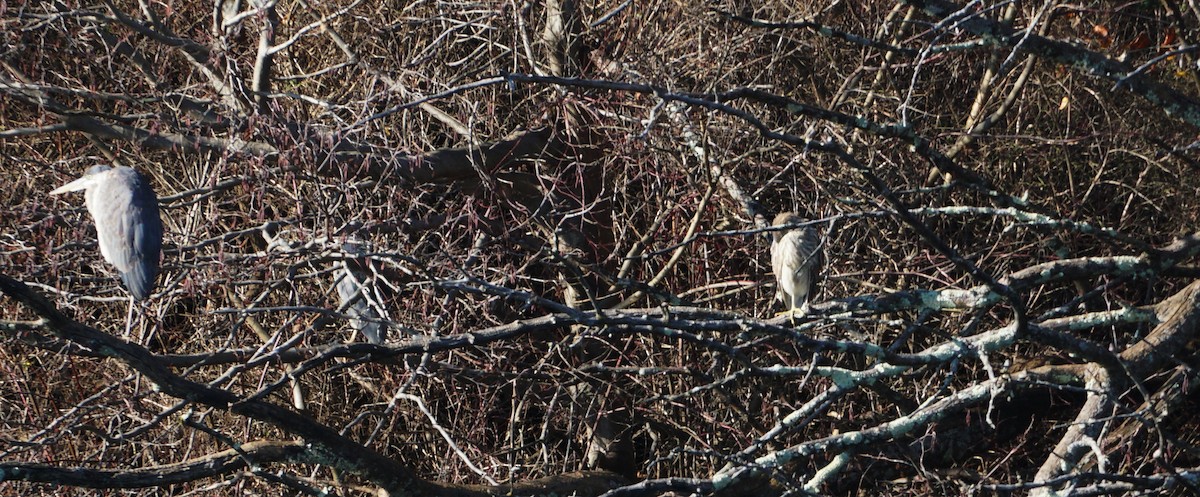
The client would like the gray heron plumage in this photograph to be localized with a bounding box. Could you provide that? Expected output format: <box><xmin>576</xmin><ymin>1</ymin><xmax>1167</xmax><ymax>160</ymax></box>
<box><xmin>335</xmin><ymin>242</ymin><xmax>389</xmax><ymax>345</ymax></box>
<box><xmin>51</xmin><ymin>165</ymin><xmax>163</xmax><ymax>301</ymax></box>
<box><xmin>770</xmin><ymin>212</ymin><xmax>822</xmax><ymax>313</ymax></box>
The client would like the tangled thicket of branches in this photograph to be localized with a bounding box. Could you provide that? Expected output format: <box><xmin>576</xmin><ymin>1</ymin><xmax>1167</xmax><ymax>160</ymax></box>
<box><xmin>3</xmin><ymin>1</ymin><xmax>1200</xmax><ymax>496</ymax></box>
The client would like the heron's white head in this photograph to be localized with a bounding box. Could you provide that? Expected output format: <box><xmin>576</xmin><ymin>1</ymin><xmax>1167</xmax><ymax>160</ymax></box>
<box><xmin>49</xmin><ymin>165</ymin><xmax>115</xmax><ymax>195</ymax></box>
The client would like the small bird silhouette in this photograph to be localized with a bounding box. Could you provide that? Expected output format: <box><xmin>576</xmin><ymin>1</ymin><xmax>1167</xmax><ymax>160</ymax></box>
<box><xmin>335</xmin><ymin>241</ymin><xmax>389</xmax><ymax>345</ymax></box>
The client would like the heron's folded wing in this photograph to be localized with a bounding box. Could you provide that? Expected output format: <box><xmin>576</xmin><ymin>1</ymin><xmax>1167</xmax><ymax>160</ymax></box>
<box><xmin>89</xmin><ymin>170</ymin><xmax>162</xmax><ymax>300</ymax></box>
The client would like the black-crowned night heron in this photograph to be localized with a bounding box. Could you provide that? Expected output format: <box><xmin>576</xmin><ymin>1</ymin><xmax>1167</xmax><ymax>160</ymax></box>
<box><xmin>770</xmin><ymin>211</ymin><xmax>821</xmax><ymax>315</ymax></box>
<box><xmin>51</xmin><ymin>165</ymin><xmax>163</xmax><ymax>301</ymax></box>
<box><xmin>335</xmin><ymin>241</ymin><xmax>389</xmax><ymax>345</ymax></box>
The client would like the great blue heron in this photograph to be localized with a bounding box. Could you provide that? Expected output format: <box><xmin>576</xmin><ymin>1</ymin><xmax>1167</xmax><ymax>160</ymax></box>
<box><xmin>770</xmin><ymin>211</ymin><xmax>822</xmax><ymax>315</ymax></box>
<box><xmin>335</xmin><ymin>241</ymin><xmax>389</xmax><ymax>345</ymax></box>
<box><xmin>50</xmin><ymin>165</ymin><xmax>163</xmax><ymax>301</ymax></box>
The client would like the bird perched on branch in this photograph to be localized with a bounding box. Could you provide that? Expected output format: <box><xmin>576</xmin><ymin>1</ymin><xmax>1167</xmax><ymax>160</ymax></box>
<box><xmin>770</xmin><ymin>211</ymin><xmax>822</xmax><ymax>316</ymax></box>
<box><xmin>50</xmin><ymin>165</ymin><xmax>163</xmax><ymax>301</ymax></box>
<box><xmin>335</xmin><ymin>241</ymin><xmax>390</xmax><ymax>345</ymax></box>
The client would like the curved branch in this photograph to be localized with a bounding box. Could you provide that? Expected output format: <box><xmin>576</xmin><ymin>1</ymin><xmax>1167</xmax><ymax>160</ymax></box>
<box><xmin>1122</xmin><ymin>280</ymin><xmax>1200</xmax><ymax>378</ymax></box>
<box><xmin>903</xmin><ymin>0</ymin><xmax>1200</xmax><ymax>128</ymax></box>
<box><xmin>0</xmin><ymin>440</ymin><xmax>304</xmax><ymax>488</ymax></box>
<box><xmin>0</xmin><ymin>275</ymin><xmax>442</xmax><ymax>495</ymax></box>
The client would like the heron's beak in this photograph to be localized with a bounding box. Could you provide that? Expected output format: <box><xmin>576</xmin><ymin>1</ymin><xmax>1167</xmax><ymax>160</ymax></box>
<box><xmin>49</xmin><ymin>177</ymin><xmax>95</xmax><ymax>195</ymax></box>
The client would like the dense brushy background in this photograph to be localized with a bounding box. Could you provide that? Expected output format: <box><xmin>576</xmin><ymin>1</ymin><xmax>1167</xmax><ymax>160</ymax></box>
<box><xmin>2</xmin><ymin>1</ymin><xmax>1200</xmax><ymax>495</ymax></box>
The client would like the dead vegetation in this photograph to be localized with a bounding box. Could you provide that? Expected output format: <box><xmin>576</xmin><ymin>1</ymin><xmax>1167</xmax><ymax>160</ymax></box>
<box><xmin>2</xmin><ymin>1</ymin><xmax>1200</xmax><ymax>496</ymax></box>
